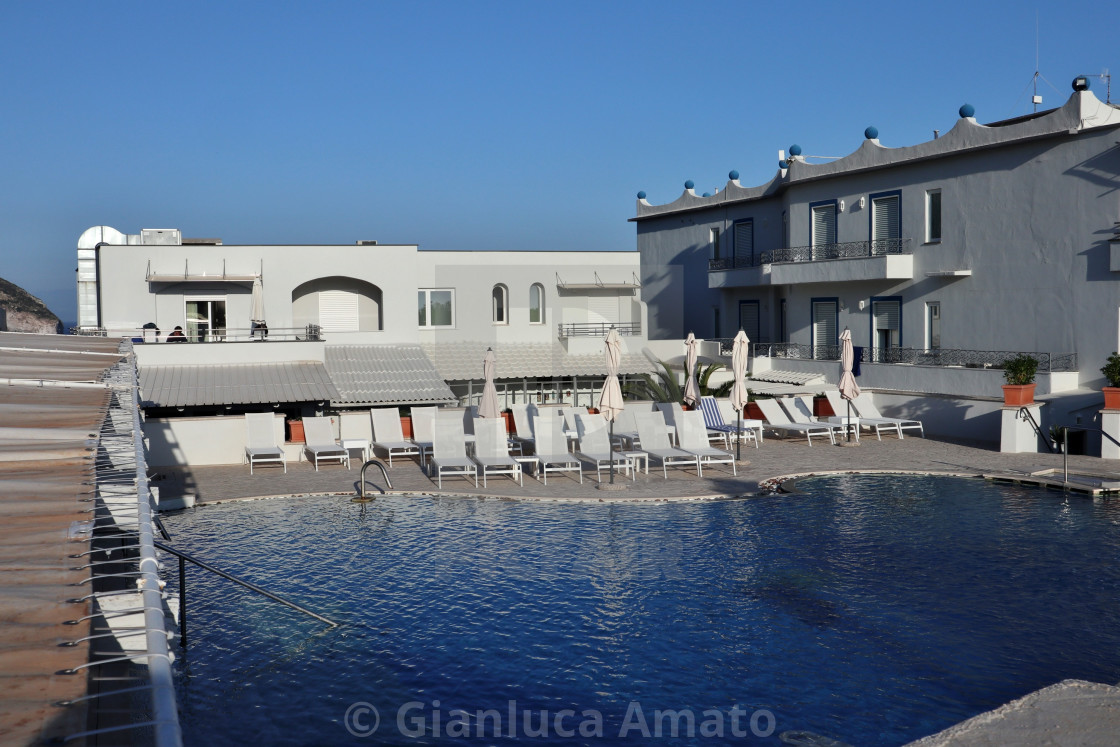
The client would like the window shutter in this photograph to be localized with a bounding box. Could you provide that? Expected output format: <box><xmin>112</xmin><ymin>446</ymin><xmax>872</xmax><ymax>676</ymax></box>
<box><xmin>319</xmin><ymin>290</ymin><xmax>359</xmax><ymax>332</ymax></box>
<box><xmin>587</xmin><ymin>295</ymin><xmax>619</xmax><ymax>325</ymax></box>
<box><xmin>872</xmin><ymin>195</ymin><xmax>900</xmax><ymax>245</ymax></box>
<box><xmin>812</xmin><ymin>301</ymin><xmax>837</xmax><ymax>354</ymax></box>
<box><xmin>738</xmin><ymin>301</ymin><xmax>760</xmax><ymax>341</ymax></box>
<box><xmin>812</xmin><ymin>205</ymin><xmax>836</xmax><ymax>245</ymax></box>
<box><xmin>734</xmin><ymin>221</ymin><xmax>754</xmax><ymax>264</ymax></box>
<box><xmin>873</xmin><ymin>300</ymin><xmax>900</xmax><ymax>331</ymax></box>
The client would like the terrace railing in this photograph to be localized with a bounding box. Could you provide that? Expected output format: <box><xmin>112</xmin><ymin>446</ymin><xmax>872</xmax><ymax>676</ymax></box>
<box><xmin>71</xmin><ymin>324</ymin><xmax>324</xmax><ymax>343</ymax></box>
<box><xmin>557</xmin><ymin>322</ymin><xmax>641</xmax><ymax>338</ymax></box>
<box><xmin>709</xmin><ymin>238</ymin><xmax>912</xmax><ymax>271</ymax></box>
<box><xmin>755</xmin><ymin>343</ymin><xmax>1078</xmax><ymax>372</ymax></box>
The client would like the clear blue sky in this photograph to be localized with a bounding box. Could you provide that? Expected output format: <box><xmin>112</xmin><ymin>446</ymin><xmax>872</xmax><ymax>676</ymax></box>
<box><xmin>1</xmin><ymin>1</ymin><xmax>1116</xmax><ymax>325</ymax></box>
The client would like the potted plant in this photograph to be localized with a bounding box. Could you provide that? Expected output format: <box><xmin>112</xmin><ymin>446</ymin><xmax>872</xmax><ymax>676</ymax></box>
<box><xmin>286</xmin><ymin>414</ymin><xmax>305</xmax><ymax>443</ymax></box>
<box><xmin>1101</xmin><ymin>353</ymin><xmax>1120</xmax><ymax>410</ymax></box>
<box><xmin>1001</xmin><ymin>354</ymin><xmax>1038</xmax><ymax>406</ymax></box>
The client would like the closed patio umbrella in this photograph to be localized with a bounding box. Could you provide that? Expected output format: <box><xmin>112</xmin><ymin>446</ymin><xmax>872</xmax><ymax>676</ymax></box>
<box><xmin>730</xmin><ymin>329</ymin><xmax>750</xmax><ymax>461</ymax></box>
<box><xmin>598</xmin><ymin>327</ymin><xmax>624</xmax><ymax>484</ymax></box>
<box><xmin>479</xmin><ymin>347</ymin><xmax>501</xmax><ymax>419</ymax></box>
<box><xmin>683</xmin><ymin>332</ymin><xmax>700</xmax><ymax>408</ymax></box>
<box><xmin>838</xmin><ymin>328</ymin><xmax>861</xmax><ymax>442</ymax></box>
<box><xmin>250</xmin><ymin>276</ymin><xmax>265</xmax><ymax>338</ymax></box>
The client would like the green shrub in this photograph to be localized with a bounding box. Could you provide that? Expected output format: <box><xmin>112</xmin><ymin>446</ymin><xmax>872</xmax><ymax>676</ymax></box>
<box><xmin>1001</xmin><ymin>354</ymin><xmax>1038</xmax><ymax>386</ymax></box>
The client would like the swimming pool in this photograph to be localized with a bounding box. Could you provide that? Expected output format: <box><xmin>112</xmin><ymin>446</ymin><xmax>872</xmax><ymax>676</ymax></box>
<box><xmin>164</xmin><ymin>475</ymin><xmax>1120</xmax><ymax>745</ymax></box>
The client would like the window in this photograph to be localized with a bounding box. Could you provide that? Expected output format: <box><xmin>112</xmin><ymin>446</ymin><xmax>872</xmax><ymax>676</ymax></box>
<box><xmin>810</xmin><ymin>201</ymin><xmax>837</xmax><ymax>247</ymax></box>
<box><xmin>529</xmin><ymin>283</ymin><xmax>544</xmax><ymax>324</ymax></box>
<box><xmin>870</xmin><ymin>190</ymin><xmax>901</xmax><ymax>253</ymax></box>
<box><xmin>185</xmin><ymin>297</ymin><xmax>226</xmax><ymax>342</ymax></box>
<box><xmin>733</xmin><ymin>219</ymin><xmax>754</xmax><ymax>266</ymax></box>
<box><xmin>779</xmin><ymin>298</ymin><xmax>787</xmax><ymax>343</ymax></box>
<box><xmin>418</xmin><ymin>289</ymin><xmax>454</xmax><ymax>328</ymax></box>
<box><xmin>927</xmin><ymin>302</ymin><xmax>941</xmax><ymax>349</ymax></box>
<box><xmin>710</xmin><ymin>227</ymin><xmax>721</xmax><ymax>260</ymax></box>
<box><xmin>926</xmin><ymin>189</ymin><xmax>942</xmax><ymax>243</ymax></box>
<box><xmin>811</xmin><ymin>298</ymin><xmax>838</xmax><ymax>359</ymax></box>
<box><xmin>871</xmin><ymin>297</ymin><xmax>902</xmax><ymax>360</ymax></box>
<box><xmin>738</xmin><ymin>300</ymin><xmax>760</xmax><ymax>343</ymax></box>
<box><xmin>712</xmin><ymin>306</ymin><xmax>720</xmax><ymax>338</ymax></box>
<box><xmin>492</xmin><ymin>284</ymin><xmax>508</xmax><ymax>324</ymax></box>
<box><xmin>318</xmin><ymin>289</ymin><xmax>359</xmax><ymax>332</ymax></box>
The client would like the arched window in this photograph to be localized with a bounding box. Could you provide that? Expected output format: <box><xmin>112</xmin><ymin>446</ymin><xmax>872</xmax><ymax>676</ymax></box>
<box><xmin>492</xmin><ymin>284</ymin><xmax>508</xmax><ymax>324</ymax></box>
<box><xmin>529</xmin><ymin>283</ymin><xmax>544</xmax><ymax>324</ymax></box>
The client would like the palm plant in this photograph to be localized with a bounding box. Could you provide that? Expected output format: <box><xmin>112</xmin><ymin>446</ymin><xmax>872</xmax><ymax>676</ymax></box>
<box><xmin>624</xmin><ymin>360</ymin><xmax>735</xmax><ymax>402</ymax></box>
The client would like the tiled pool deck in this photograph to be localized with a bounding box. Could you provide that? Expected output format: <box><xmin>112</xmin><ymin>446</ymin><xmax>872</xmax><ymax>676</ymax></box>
<box><xmin>152</xmin><ymin>435</ymin><xmax>1120</xmax><ymax>505</ymax></box>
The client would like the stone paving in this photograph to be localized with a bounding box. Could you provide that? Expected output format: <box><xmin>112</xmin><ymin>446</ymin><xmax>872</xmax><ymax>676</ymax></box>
<box><xmin>150</xmin><ymin>434</ymin><xmax>1120</xmax><ymax>505</ymax></box>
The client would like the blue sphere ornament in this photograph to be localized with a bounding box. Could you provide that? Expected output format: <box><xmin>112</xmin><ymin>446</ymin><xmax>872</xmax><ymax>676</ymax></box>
<box><xmin>789</xmin><ymin>144</ymin><xmax>802</xmax><ymax>156</ymax></box>
<box><xmin>864</xmin><ymin>126</ymin><xmax>879</xmax><ymax>140</ymax></box>
<box><xmin>637</xmin><ymin>191</ymin><xmax>647</xmax><ymax>200</ymax></box>
<box><xmin>959</xmin><ymin>103</ymin><xmax>975</xmax><ymax>118</ymax></box>
<box><xmin>779</xmin><ymin>159</ymin><xmax>789</xmax><ymax>169</ymax></box>
<box><xmin>684</xmin><ymin>179</ymin><xmax>695</xmax><ymax>190</ymax></box>
<box><xmin>729</xmin><ymin>169</ymin><xmax>739</xmax><ymax>180</ymax></box>
<box><xmin>702</xmin><ymin>192</ymin><xmax>711</xmax><ymax>197</ymax></box>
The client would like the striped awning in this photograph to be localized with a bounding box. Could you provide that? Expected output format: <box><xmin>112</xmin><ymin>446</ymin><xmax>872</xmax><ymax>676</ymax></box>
<box><xmin>139</xmin><ymin>361</ymin><xmax>339</xmax><ymax>408</ymax></box>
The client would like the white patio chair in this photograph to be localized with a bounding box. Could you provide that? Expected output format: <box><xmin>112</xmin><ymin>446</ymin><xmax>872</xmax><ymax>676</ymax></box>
<box><xmin>780</xmin><ymin>397</ymin><xmax>845</xmax><ymax>441</ymax></box>
<box><xmin>410</xmin><ymin>406</ymin><xmax>438</xmax><ymax>471</ymax></box>
<box><xmin>655</xmin><ymin>402</ymin><xmax>683</xmax><ymax>445</ymax></box>
<box><xmin>472</xmin><ymin>417</ymin><xmax>522</xmax><ymax>487</ymax></box>
<box><xmin>430</xmin><ymin>412</ymin><xmax>478</xmax><ymax>489</ymax></box>
<box><xmin>852</xmin><ymin>392</ymin><xmax>924</xmax><ymax>438</ymax></box>
<box><xmin>370</xmin><ymin>407</ymin><xmax>420</xmax><ymax>467</ymax></box>
<box><xmin>754</xmin><ymin>398</ymin><xmax>836</xmax><ymax>446</ymax></box>
<box><xmin>699</xmin><ymin>395</ymin><xmax>758</xmax><ymax>449</ymax></box>
<box><xmin>303</xmin><ymin>416</ymin><xmax>350</xmax><ymax>471</ymax></box>
<box><xmin>823</xmin><ymin>390</ymin><xmax>882</xmax><ymax>441</ymax></box>
<box><xmin>634</xmin><ymin>410</ymin><xmax>699</xmax><ymax>478</ymax></box>
<box><xmin>532</xmin><ymin>414</ymin><xmax>582</xmax><ymax>485</ymax></box>
<box><xmin>244</xmin><ymin>413</ymin><xmax>286</xmax><ymax>474</ymax></box>
<box><xmin>574</xmin><ymin>412</ymin><xmax>632</xmax><ymax>483</ymax></box>
<box><xmin>677</xmin><ymin>410</ymin><xmax>737</xmax><ymax>477</ymax></box>
<box><xmin>508</xmin><ymin>403</ymin><xmax>539</xmax><ymax>453</ymax></box>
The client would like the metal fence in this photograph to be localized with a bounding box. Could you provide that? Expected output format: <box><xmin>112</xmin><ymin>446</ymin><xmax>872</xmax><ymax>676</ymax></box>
<box><xmin>755</xmin><ymin>343</ymin><xmax>1078</xmax><ymax>372</ymax></box>
<box><xmin>557</xmin><ymin>322</ymin><xmax>641</xmax><ymax>338</ymax></box>
<box><xmin>71</xmin><ymin>325</ymin><xmax>323</xmax><ymax>343</ymax></box>
<box><xmin>708</xmin><ymin>238</ymin><xmax>912</xmax><ymax>271</ymax></box>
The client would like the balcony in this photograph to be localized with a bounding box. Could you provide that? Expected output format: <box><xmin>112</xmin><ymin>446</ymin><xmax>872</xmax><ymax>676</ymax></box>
<box><xmin>708</xmin><ymin>239</ymin><xmax>914</xmax><ymax>288</ymax></box>
<box><xmin>756</xmin><ymin>342</ymin><xmax>1077</xmax><ymax>372</ymax></box>
<box><xmin>557</xmin><ymin>322</ymin><xmax>641</xmax><ymax>338</ymax></box>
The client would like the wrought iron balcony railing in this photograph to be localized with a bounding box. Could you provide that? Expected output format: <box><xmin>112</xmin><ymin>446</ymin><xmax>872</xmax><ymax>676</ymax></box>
<box><xmin>755</xmin><ymin>343</ymin><xmax>1078</xmax><ymax>372</ymax></box>
<box><xmin>708</xmin><ymin>238</ymin><xmax>913</xmax><ymax>271</ymax></box>
<box><xmin>557</xmin><ymin>322</ymin><xmax>641</xmax><ymax>338</ymax></box>
<box><xmin>70</xmin><ymin>324</ymin><xmax>324</xmax><ymax>343</ymax></box>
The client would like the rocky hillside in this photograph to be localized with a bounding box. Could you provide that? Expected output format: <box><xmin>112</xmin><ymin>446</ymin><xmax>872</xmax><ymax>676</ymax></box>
<box><xmin>0</xmin><ymin>277</ymin><xmax>62</xmax><ymax>334</ymax></box>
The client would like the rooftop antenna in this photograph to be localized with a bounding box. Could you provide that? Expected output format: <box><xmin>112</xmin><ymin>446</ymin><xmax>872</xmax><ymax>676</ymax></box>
<box><xmin>1011</xmin><ymin>13</ymin><xmax>1061</xmax><ymax>116</ymax></box>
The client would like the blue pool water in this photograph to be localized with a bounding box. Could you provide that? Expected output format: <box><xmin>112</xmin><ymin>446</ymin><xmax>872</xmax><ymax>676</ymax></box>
<box><xmin>164</xmin><ymin>475</ymin><xmax>1120</xmax><ymax>745</ymax></box>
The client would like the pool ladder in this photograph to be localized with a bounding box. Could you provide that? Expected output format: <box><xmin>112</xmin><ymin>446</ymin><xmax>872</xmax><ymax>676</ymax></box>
<box><xmin>353</xmin><ymin>459</ymin><xmax>392</xmax><ymax>502</ymax></box>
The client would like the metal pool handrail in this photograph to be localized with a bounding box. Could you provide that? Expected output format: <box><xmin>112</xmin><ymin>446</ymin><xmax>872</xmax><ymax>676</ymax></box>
<box><xmin>355</xmin><ymin>459</ymin><xmax>393</xmax><ymax>502</ymax></box>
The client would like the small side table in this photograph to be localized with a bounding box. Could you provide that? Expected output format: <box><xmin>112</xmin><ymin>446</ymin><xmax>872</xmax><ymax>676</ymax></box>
<box><xmin>513</xmin><ymin>456</ymin><xmax>539</xmax><ymax>480</ymax></box>
<box><xmin>621</xmin><ymin>450</ymin><xmax>648</xmax><ymax>475</ymax></box>
<box><xmin>827</xmin><ymin>416</ymin><xmax>860</xmax><ymax>443</ymax></box>
<box><xmin>341</xmin><ymin>438</ymin><xmax>370</xmax><ymax>463</ymax></box>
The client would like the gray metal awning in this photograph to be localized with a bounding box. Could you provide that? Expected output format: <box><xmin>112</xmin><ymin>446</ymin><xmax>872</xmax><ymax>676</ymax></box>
<box><xmin>139</xmin><ymin>361</ymin><xmax>339</xmax><ymax>408</ymax></box>
<box><xmin>324</xmin><ymin>344</ymin><xmax>456</xmax><ymax>406</ymax></box>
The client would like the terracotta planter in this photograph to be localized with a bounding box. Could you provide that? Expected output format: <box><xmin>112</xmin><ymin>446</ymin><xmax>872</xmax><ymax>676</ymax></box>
<box><xmin>1104</xmin><ymin>387</ymin><xmax>1120</xmax><ymax>410</ymax></box>
<box><xmin>1002</xmin><ymin>384</ymin><xmax>1036</xmax><ymax>407</ymax></box>
<box><xmin>287</xmin><ymin>420</ymin><xmax>305</xmax><ymax>443</ymax></box>
<box><xmin>400</xmin><ymin>415</ymin><xmax>412</xmax><ymax>439</ymax></box>
<box><xmin>501</xmin><ymin>411</ymin><xmax>515</xmax><ymax>435</ymax></box>
<box><xmin>814</xmin><ymin>396</ymin><xmax>835</xmax><ymax>418</ymax></box>
<box><xmin>745</xmin><ymin>401</ymin><xmax>764</xmax><ymax>421</ymax></box>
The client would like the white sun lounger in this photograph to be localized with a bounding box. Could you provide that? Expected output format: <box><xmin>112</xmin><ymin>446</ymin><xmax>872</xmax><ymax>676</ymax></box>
<box><xmin>575</xmin><ymin>412</ymin><xmax>632</xmax><ymax>483</ymax></box>
<box><xmin>370</xmin><ymin>407</ymin><xmax>421</xmax><ymax>467</ymax></box>
<box><xmin>754</xmin><ymin>398</ymin><xmax>835</xmax><ymax>446</ymax></box>
<box><xmin>472</xmin><ymin>417</ymin><xmax>522</xmax><ymax>487</ymax></box>
<box><xmin>430</xmin><ymin>413</ymin><xmax>478</xmax><ymax>489</ymax></box>
<box><xmin>303</xmin><ymin>416</ymin><xmax>350</xmax><ymax>470</ymax></box>
<box><xmin>823</xmin><ymin>390</ymin><xmax>895</xmax><ymax>441</ymax></box>
<box><xmin>244</xmin><ymin>413</ymin><xmax>286</xmax><ymax>474</ymax></box>
<box><xmin>509</xmin><ymin>403</ymin><xmax>539</xmax><ymax>453</ymax></box>
<box><xmin>634</xmin><ymin>410</ymin><xmax>699</xmax><ymax>478</ymax></box>
<box><xmin>532</xmin><ymin>415</ymin><xmax>582</xmax><ymax>485</ymax></box>
<box><xmin>852</xmin><ymin>392</ymin><xmax>924</xmax><ymax>439</ymax></box>
<box><xmin>677</xmin><ymin>410</ymin><xmax>737</xmax><ymax>477</ymax></box>
<box><xmin>409</xmin><ymin>406</ymin><xmax>438</xmax><ymax>471</ymax></box>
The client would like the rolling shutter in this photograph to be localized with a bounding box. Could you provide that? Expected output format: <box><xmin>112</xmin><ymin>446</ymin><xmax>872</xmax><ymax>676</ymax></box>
<box><xmin>873</xmin><ymin>300</ymin><xmax>900</xmax><ymax>332</ymax></box>
<box><xmin>812</xmin><ymin>301</ymin><xmax>837</xmax><ymax>357</ymax></box>
<box><xmin>872</xmin><ymin>194</ymin><xmax>900</xmax><ymax>247</ymax></box>
<box><xmin>319</xmin><ymin>290</ymin><xmax>359</xmax><ymax>332</ymax></box>
<box><xmin>734</xmin><ymin>221</ymin><xmax>754</xmax><ymax>264</ymax></box>
<box><xmin>738</xmin><ymin>301</ymin><xmax>760</xmax><ymax>342</ymax></box>
<box><xmin>587</xmin><ymin>295</ymin><xmax>619</xmax><ymax>325</ymax></box>
<box><xmin>812</xmin><ymin>204</ymin><xmax>836</xmax><ymax>246</ymax></box>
